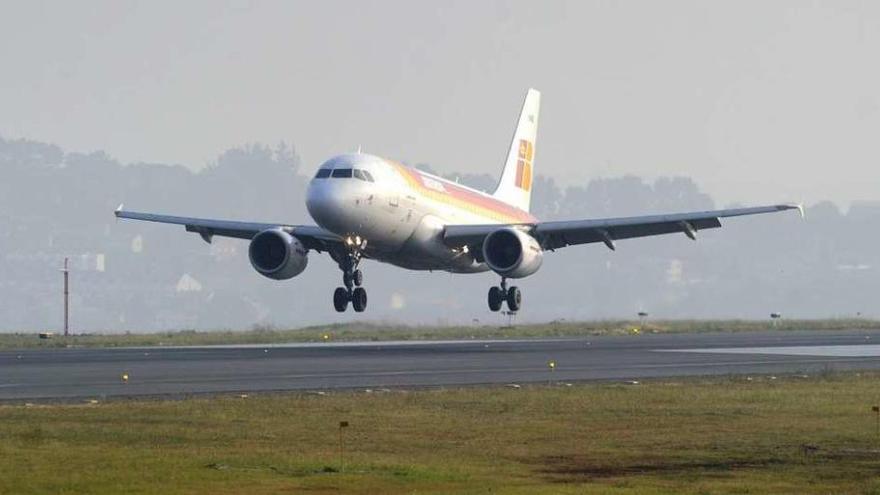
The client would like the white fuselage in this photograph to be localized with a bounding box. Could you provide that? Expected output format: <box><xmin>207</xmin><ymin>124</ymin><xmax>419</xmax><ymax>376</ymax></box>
<box><xmin>305</xmin><ymin>153</ymin><xmax>536</xmax><ymax>273</ymax></box>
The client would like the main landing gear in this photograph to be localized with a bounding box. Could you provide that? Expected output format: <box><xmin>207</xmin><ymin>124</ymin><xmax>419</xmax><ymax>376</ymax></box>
<box><xmin>333</xmin><ymin>237</ymin><xmax>368</xmax><ymax>312</ymax></box>
<box><xmin>488</xmin><ymin>278</ymin><xmax>521</xmax><ymax>312</ymax></box>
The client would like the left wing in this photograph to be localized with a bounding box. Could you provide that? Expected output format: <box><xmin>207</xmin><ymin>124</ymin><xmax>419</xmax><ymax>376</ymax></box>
<box><xmin>114</xmin><ymin>205</ymin><xmax>341</xmax><ymax>252</ymax></box>
<box><xmin>443</xmin><ymin>204</ymin><xmax>803</xmax><ymax>253</ymax></box>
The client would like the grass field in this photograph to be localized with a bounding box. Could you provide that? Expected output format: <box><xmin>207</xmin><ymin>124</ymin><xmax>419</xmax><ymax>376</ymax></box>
<box><xmin>2</xmin><ymin>373</ymin><xmax>880</xmax><ymax>494</ymax></box>
<box><xmin>3</xmin><ymin>318</ymin><xmax>880</xmax><ymax>350</ymax></box>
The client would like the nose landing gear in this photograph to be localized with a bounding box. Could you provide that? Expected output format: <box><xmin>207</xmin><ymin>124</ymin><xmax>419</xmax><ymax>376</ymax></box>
<box><xmin>333</xmin><ymin>237</ymin><xmax>368</xmax><ymax>312</ymax></box>
<box><xmin>488</xmin><ymin>278</ymin><xmax>521</xmax><ymax>312</ymax></box>
<box><xmin>343</xmin><ymin>269</ymin><xmax>364</xmax><ymax>288</ymax></box>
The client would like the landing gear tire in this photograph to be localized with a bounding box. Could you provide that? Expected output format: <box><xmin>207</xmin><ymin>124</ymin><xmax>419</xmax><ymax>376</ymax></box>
<box><xmin>336</xmin><ymin>238</ymin><xmax>368</xmax><ymax>312</ymax></box>
<box><xmin>488</xmin><ymin>286</ymin><xmax>504</xmax><ymax>312</ymax></box>
<box><xmin>351</xmin><ymin>287</ymin><xmax>368</xmax><ymax>312</ymax></box>
<box><xmin>506</xmin><ymin>286</ymin><xmax>522</xmax><ymax>312</ymax></box>
<box><xmin>333</xmin><ymin>287</ymin><xmax>349</xmax><ymax>312</ymax></box>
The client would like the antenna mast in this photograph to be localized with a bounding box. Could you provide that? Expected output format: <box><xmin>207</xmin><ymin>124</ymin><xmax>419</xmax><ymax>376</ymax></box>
<box><xmin>62</xmin><ymin>257</ymin><xmax>69</xmax><ymax>337</ymax></box>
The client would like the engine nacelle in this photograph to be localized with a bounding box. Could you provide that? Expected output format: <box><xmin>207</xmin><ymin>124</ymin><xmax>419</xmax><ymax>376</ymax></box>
<box><xmin>248</xmin><ymin>229</ymin><xmax>309</xmax><ymax>280</ymax></box>
<box><xmin>482</xmin><ymin>227</ymin><xmax>543</xmax><ymax>279</ymax></box>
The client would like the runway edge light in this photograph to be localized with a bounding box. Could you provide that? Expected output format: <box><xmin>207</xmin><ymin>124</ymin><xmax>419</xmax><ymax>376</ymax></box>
<box><xmin>339</xmin><ymin>421</ymin><xmax>350</xmax><ymax>473</ymax></box>
<box><xmin>872</xmin><ymin>406</ymin><xmax>879</xmax><ymax>439</ymax></box>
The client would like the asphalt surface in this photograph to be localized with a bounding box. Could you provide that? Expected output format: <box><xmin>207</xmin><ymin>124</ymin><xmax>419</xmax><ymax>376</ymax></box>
<box><xmin>2</xmin><ymin>330</ymin><xmax>880</xmax><ymax>401</ymax></box>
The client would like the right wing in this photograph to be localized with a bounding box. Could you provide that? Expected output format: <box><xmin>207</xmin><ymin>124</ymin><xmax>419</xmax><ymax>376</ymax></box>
<box><xmin>533</xmin><ymin>204</ymin><xmax>803</xmax><ymax>251</ymax></box>
<box><xmin>443</xmin><ymin>204</ymin><xmax>803</xmax><ymax>253</ymax></box>
<box><xmin>114</xmin><ymin>205</ymin><xmax>342</xmax><ymax>252</ymax></box>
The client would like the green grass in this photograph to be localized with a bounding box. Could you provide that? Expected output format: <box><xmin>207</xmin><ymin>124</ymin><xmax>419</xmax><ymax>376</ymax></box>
<box><xmin>3</xmin><ymin>318</ymin><xmax>880</xmax><ymax>350</ymax></box>
<box><xmin>3</xmin><ymin>373</ymin><xmax>880</xmax><ymax>494</ymax></box>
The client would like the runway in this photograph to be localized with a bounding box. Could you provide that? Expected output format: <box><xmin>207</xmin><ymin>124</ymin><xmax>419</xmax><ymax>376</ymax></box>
<box><xmin>2</xmin><ymin>330</ymin><xmax>880</xmax><ymax>401</ymax></box>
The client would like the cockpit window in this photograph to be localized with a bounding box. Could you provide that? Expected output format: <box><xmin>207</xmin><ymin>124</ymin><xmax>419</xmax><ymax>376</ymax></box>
<box><xmin>353</xmin><ymin>169</ymin><xmax>375</xmax><ymax>182</ymax></box>
<box><xmin>319</xmin><ymin>167</ymin><xmax>374</xmax><ymax>181</ymax></box>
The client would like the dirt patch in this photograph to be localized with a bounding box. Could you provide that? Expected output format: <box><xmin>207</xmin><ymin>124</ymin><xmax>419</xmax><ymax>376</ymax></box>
<box><xmin>822</xmin><ymin>448</ymin><xmax>880</xmax><ymax>460</ymax></box>
<box><xmin>531</xmin><ymin>454</ymin><xmax>788</xmax><ymax>482</ymax></box>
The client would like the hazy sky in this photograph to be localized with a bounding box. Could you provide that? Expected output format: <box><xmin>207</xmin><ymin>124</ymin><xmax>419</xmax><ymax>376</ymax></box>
<box><xmin>2</xmin><ymin>1</ymin><xmax>878</xmax><ymax>207</ymax></box>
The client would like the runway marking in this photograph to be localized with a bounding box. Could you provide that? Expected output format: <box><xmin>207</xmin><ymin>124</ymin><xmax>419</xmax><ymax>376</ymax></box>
<box><xmin>660</xmin><ymin>345</ymin><xmax>880</xmax><ymax>357</ymax></box>
<box><xmin>113</xmin><ymin>338</ymin><xmax>569</xmax><ymax>350</ymax></box>
<box><xmin>273</xmin><ymin>357</ymin><xmax>879</xmax><ymax>379</ymax></box>
<box><xmin>86</xmin><ymin>357</ymin><xmax>877</xmax><ymax>385</ymax></box>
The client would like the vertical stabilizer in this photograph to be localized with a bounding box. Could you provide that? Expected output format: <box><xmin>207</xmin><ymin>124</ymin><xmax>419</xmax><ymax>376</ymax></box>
<box><xmin>493</xmin><ymin>88</ymin><xmax>540</xmax><ymax>213</ymax></box>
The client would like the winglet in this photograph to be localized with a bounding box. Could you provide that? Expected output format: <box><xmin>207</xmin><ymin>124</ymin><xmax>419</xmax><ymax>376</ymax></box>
<box><xmin>115</xmin><ymin>203</ymin><xmax>124</xmax><ymax>217</ymax></box>
<box><xmin>780</xmin><ymin>203</ymin><xmax>805</xmax><ymax>219</ymax></box>
<box><xmin>773</xmin><ymin>203</ymin><xmax>805</xmax><ymax>219</ymax></box>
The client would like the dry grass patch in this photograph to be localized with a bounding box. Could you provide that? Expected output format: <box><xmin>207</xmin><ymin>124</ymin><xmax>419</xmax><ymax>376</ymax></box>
<box><xmin>3</xmin><ymin>318</ymin><xmax>880</xmax><ymax>350</ymax></box>
<box><xmin>2</xmin><ymin>374</ymin><xmax>880</xmax><ymax>493</ymax></box>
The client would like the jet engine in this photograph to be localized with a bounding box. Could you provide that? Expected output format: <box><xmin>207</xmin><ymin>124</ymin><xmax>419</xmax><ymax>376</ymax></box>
<box><xmin>482</xmin><ymin>227</ymin><xmax>543</xmax><ymax>279</ymax></box>
<box><xmin>248</xmin><ymin>229</ymin><xmax>309</xmax><ymax>280</ymax></box>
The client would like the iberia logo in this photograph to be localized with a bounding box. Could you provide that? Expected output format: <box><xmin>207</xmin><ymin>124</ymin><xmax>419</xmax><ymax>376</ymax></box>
<box><xmin>515</xmin><ymin>139</ymin><xmax>533</xmax><ymax>191</ymax></box>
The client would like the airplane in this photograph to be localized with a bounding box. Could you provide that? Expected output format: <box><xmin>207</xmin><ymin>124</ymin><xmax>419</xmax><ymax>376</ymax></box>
<box><xmin>115</xmin><ymin>89</ymin><xmax>802</xmax><ymax>313</ymax></box>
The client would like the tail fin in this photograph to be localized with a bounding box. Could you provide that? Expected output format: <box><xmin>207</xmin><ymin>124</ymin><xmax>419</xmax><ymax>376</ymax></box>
<box><xmin>493</xmin><ymin>88</ymin><xmax>540</xmax><ymax>213</ymax></box>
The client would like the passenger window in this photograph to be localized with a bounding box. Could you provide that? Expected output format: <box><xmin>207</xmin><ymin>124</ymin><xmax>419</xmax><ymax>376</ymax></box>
<box><xmin>332</xmin><ymin>168</ymin><xmax>353</xmax><ymax>178</ymax></box>
<box><xmin>315</xmin><ymin>169</ymin><xmax>332</xmax><ymax>179</ymax></box>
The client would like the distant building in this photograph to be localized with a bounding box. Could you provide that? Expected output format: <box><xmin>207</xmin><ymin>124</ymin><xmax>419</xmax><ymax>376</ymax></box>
<box><xmin>175</xmin><ymin>273</ymin><xmax>203</xmax><ymax>293</ymax></box>
<box><xmin>131</xmin><ymin>235</ymin><xmax>143</xmax><ymax>253</ymax></box>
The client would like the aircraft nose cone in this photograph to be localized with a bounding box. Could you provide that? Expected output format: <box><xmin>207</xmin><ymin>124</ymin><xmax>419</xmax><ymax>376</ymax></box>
<box><xmin>307</xmin><ymin>180</ymin><xmax>354</xmax><ymax>234</ymax></box>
